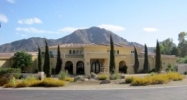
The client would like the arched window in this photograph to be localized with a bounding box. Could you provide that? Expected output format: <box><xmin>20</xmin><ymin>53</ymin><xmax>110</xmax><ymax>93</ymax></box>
<box><xmin>69</xmin><ymin>50</ymin><xmax>72</xmax><ymax>54</ymax></box>
<box><xmin>73</xmin><ymin>50</ymin><xmax>75</xmax><ymax>54</ymax></box>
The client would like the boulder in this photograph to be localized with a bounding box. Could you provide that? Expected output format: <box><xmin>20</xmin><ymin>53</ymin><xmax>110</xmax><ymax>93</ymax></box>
<box><xmin>90</xmin><ymin>72</ymin><xmax>97</xmax><ymax>79</ymax></box>
<box><xmin>100</xmin><ymin>80</ymin><xmax>111</xmax><ymax>84</ymax></box>
<box><xmin>74</xmin><ymin>76</ymin><xmax>84</xmax><ymax>82</ymax></box>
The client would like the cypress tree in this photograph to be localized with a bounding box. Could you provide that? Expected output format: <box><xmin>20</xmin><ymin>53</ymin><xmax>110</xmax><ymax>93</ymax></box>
<box><xmin>38</xmin><ymin>46</ymin><xmax>42</xmax><ymax>72</ymax></box>
<box><xmin>43</xmin><ymin>39</ymin><xmax>51</xmax><ymax>77</ymax></box>
<box><xmin>143</xmin><ymin>44</ymin><xmax>149</xmax><ymax>73</ymax></box>
<box><xmin>55</xmin><ymin>45</ymin><xmax>62</xmax><ymax>74</ymax></box>
<box><xmin>109</xmin><ymin>34</ymin><xmax>115</xmax><ymax>74</ymax></box>
<box><xmin>155</xmin><ymin>40</ymin><xmax>162</xmax><ymax>72</ymax></box>
<box><xmin>133</xmin><ymin>47</ymin><xmax>139</xmax><ymax>74</ymax></box>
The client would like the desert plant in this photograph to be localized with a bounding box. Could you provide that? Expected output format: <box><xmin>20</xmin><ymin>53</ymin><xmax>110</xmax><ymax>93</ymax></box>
<box><xmin>64</xmin><ymin>77</ymin><xmax>74</xmax><ymax>82</ymax></box>
<box><xmin>110</xmin><ymin>71</ymin><xmax>120</xmax><ymax>80</ymax></box>
<box><xmin>125</xmin><ymin>76</ymin><xmax>137</xmax><ymax>84</ymax></box>
<box><xmin>58</xmin><ymin>71</ymin><xmax>69</xmax><ymax>80</ymax></box>
<box><xmin>97</xmin><ymin>73</ymin><xmax>109</xmax><ymax>80</ymax></box>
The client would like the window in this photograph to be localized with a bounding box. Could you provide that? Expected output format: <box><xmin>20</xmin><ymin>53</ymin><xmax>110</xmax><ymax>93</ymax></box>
<box><xmin>73</xmin><ymin>50</ymin><xmax>75</xmax><ymax>54</ymax></box>
<box><xmin>131</xmin><ymin>51</ymin><xmax>135</xmax><ymax>53</ymax></box>
<box><xmin>117</xmin><ymin>50</ymin><xmax>119</xmax><ymax>54</ymax></box>
<box><xmin>80</xmin><ymin>50</ymin><xmax>83</xmax><ymax>54</ymax></box>
<box><xmin>69</xmin><ymin>50</ymin><xmax>71</xmax><ymax>54</ymax></box>
<box><xmin>49</xmin><ymin>50</ymin><xmax>57</xmax><ymax>57</ymax></box>
<box><xmin>76</xmin><ymin>50</ymin><xmax>79</xmax><ymax>54</ymax></box>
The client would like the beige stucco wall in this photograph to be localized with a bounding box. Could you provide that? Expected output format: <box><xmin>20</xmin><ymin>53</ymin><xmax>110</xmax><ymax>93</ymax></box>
<box><xmin>0</xmin><ymin>58</ymin><xmax>12</xmax><ymax>68</ymax></box>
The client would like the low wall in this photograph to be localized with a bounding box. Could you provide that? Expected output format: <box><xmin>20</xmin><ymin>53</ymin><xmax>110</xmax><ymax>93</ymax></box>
<box><xmin>177</xmin><ymin>64</ymin><xmax>187</xmax><ymax>74</ymax></box>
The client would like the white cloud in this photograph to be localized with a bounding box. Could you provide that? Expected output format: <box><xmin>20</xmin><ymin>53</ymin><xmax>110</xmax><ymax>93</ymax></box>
<box><xmin>58</xmin><ymin>27</ymin><xmax>84</xmax><ymax>33</ymax></box>
<box><xmin>0</xmin><ymin>14</ymin><xmax>8</xmax><ymax>23</ymax></box>
<box><xmin>97</xmin><ymin>24</ymin><xmax>125</xmax><ymax>32</ymax></box>
<box><xmin>143</xmin><ymin>28</ymin><xmax>158</xmax><ymax>32</ymax></box>
<box><xmin>7</xmin><ymin>0</ymin><xmax>15</xmax><ymax>3</ymax></box>
<box><xmin>18</xmin><ymin>18</ymin><xmax>42</xmax><ymax>25</ymax></box>
<box><xmin>15</xmin><ymin>27</ymin><xmax>59</xmax><ymax>34</ymax></box>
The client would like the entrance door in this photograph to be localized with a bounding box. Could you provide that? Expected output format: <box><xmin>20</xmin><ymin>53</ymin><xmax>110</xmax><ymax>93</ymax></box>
<box><xmin>91</xmin><ymin>61</ymin><xmax>100</xmax><ymax>74</ymax></box>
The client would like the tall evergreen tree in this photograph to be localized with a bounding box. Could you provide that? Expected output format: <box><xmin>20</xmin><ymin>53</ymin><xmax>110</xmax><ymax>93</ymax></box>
<box><xmin>43</xmin><ymin>39</ymin><xmax>51</xmax><ymax>77</ymax></box>
<box><xmin>133</xmin><ymin>47</ymin><xmax>139</xmax><ymax>73</ymax></box>
<box><xmin>109</xmin><ymin>34</ymin><xmax>115</xmax><ymax>74</ymax></box>
<box><xmin>38</xmin><ymin>46</ymin><xmax>42</xmax><ymax>72</ymax></box>
<box><xmin>155</xmin><ymin>40</ymin><xmax>162</xmax><ymax>72</ymax></box>
<box><xmin>143</xmin><ymin>44</ymin><xmax>149</xmax><ymax>73</ymax></box>
<box><xmin>55</xmin><ymin>45</ymin><xmax>62</xmax><ymax>74</ymax></box>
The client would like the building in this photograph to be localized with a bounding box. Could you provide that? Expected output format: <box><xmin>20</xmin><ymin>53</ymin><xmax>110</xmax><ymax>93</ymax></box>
<box><xmin>42</xmin><ymin>43</ymin><xmax>177</xmax><ymax>75</ymax></box>
<box><xmin>0</xmin><ymin>43</ymin><xmax>177</xmax><ymax>75</ymax></box>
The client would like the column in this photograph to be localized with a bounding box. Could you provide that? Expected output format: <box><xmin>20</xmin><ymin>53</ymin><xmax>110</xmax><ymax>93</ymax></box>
<box><xmin>84</xmin><ymin>58</ymin><xmax>90</xmax><ymax>76</ymax></box>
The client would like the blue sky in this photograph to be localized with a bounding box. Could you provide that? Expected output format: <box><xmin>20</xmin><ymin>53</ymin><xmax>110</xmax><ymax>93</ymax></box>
<box><xmin>0</xmin><ymin>0</ymin><xmax>187</xmax><ymax>47</ymax></box>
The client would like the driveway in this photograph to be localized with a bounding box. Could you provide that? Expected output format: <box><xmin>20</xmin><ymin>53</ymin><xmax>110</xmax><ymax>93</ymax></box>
<box><xmin>0</xmin><ymin>86</ymin><xmax>187</xmax><ymax>100</ymax></box>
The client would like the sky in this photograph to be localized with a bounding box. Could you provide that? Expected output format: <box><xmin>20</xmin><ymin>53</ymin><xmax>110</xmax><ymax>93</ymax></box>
<box><xmin>0</xmin><ymin>0</ymin><xmax>187</xmax><ymax>47</ymax></box>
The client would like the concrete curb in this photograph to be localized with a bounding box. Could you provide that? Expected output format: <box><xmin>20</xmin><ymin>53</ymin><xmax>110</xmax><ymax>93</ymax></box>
<box><xmin>1</xmin><ymin>85</ymin><xmax>187</xmax><ymax>91</ymax></box>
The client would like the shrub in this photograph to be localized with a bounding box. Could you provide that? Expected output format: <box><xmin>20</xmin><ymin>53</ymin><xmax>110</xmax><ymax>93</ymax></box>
<box><xmin>97</xmin><ymin>73</ymin><xmax>109</xmax><ymax>80</ymax></box>
<box><xmin>15</xmin><ymin>80</ymin><xmax>28</xmax><ymax>88</ymax></box>
<box><xmin>0</xmin><ymin>68</ymin><xmax>21</xmax><ymax>79</ymax></box>
<box><xmin>64</xmin><ymin>77</ymin><xmax>74</xmax><ymax>82</ymax></box>
<box><xmin>3</xmin><ymin>77</ymin><xmax>16</xmax><ymax>88</ymax></box>
<box><xmin>166</xmin><ymin>72</ymin><xmax>184</xmax><ymax>81</ymax></box>
<box><xmin>41</xmin><ymin>78</ymin><xmax>65</xmax><ymax>87</ymax></box>
<box><xmin>131</xmin><ymin>77</ymin><xmax>152</xmax><ymax>86</ymax></box>
<box><xmin>4</xmin><ymin>77</ymin><xmax>65</xmax><ymax>88</ymax></box>
<box><xmin>130</xmin><ymin>72</ymin><xmax>183</xmax><ymax>86</ymax></box>
<box><xmin>166</xmin><ymin>64</ymin><xmax>176</xmax><ymax>72</ymax></box>
<box><xmin>125</xmin><ymin>76</ymin><xmax>137</xmax><ymax>84</ymax></box>
<box><xmin>58</xmin><ymin>71</ymin><xmax>69</xmax><ymax>80</ymax></box>
<box><xmin>147</xmin><ymin>75</ymin><xmax>169</xmax><ymax>84</ymax></box>
<box><xmin>110</xmin><ymin>71</ymin><xmax>120</xmax><ymax>80</ymax></box>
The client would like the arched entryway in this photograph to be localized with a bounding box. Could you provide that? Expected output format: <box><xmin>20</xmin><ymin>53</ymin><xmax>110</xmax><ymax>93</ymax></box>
<box><xmin>76</xmin><ymin>61</ymin><xmax>84</xmax><ymax>75</ymax></box>
<box><xmin>91</xmin><ymin>60</ymin><xmax>101</xmax><ymax>74</ymax></box>
<box><xmin>119</xmin><ymin>61</ymin><xmax>128</xmax><ymax>74</ymax></box>
<box><xmin>65</xmin><ymin>61</ymin><xmax>73</xmax><ymax>74</ymax></box>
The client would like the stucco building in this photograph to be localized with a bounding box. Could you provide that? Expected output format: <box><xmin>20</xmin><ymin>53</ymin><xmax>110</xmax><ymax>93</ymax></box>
<box><xmin>42</xmin><ymin>43</ymin><xmax>177</xmax><ymax>75</ymax></box>
<box><xmin>0</xmin><ymin>43</ymin><xmax>177</xmax><ymax>75</ymax></box>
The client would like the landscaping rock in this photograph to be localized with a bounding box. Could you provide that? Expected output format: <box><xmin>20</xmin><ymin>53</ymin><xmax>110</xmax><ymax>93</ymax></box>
<box><xmin>84</xmin><ymin>78</ymin><xmax>89</xmax><ymax>81</ymax></box>
<box><xmin>100</xmin><ymin>80</ymin><xmax>111</xmax><ymax>84</ymax></box>
<box><xmin>90</xmin><ymin>72</ymin><xmax>97</xmax><ymax>79</ymax></box>
<box><xmin>74</xmin><ymin>76</ymin><xmax>84</xmax><ymax>82</ymax></box>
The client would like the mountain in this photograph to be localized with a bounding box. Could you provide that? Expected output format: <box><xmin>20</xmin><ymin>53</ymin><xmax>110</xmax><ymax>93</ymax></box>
<box><xmin>0</xmin><ymin>27</ymin><xmax>144</xmax><ymax>53</ymax></box>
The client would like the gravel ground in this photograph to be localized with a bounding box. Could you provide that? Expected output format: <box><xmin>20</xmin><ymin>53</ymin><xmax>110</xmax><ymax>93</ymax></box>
<box><xmin>61</xmin><ymin>76</ymin><xmax>187</xmax><ymax>90</ymax></box>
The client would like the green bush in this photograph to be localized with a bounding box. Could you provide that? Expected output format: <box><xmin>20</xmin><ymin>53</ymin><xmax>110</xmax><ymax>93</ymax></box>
<box><xmin>97</xmin><ymin>73</ymin><xmax>109</xmax><ymax>80</ymax></box>
<box><xmin>110</xmin><ymin>72</ymin><xmax>120</xmax><ymax>80</ymax></box>
<box><xmin>58</xmin><ymin>71</ymin><xmax>69</xmax><ymax>80</ymax></box>
<box><xmin>0</xmin><ymin>68</ymin><xmax>21</xmax><ymax>79</ymax></box>
<box><xmin>165</xmin><ymin>64</ymin><xmax>176</xmax><ymax>72</ymax></box>
<box><xmin>125</xmin><ymin>76</ymin><xmax>137</xmax><ymax>84</ymax></box>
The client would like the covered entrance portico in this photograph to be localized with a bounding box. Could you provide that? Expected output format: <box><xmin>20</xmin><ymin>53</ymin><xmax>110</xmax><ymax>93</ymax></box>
<box><xmin>90</xmin><ymin>59</ymin><xmax>108</xmax><ymax>74</ymax></box>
